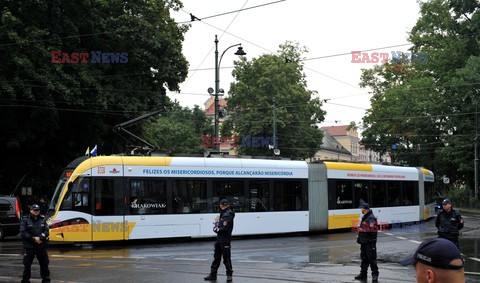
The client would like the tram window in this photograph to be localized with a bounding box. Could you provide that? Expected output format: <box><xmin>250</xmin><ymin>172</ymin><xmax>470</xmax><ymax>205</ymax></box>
<box><xmin>402</xmin><ymin>181</ymin><xmax>418</xmax><ymax>205</ymax></box>
<box><xmin>248</xmin><ymin>181</ymin><xmax>269</xmax><ymax>212</ymax></box>
<box><xmin>61</xmin><ymin>177</ymin><xmax>90</xmax><ymax>212</ymax></box>
<box><xmin>387</xmin><ymin>181</ymin><xmax>402</xmax><ymax>206</ymax></box>
<box><xmin>371</xmin><ymin>181</ymin><xmax>386</xmax><ymax>207</ymax></box>
<box><xmin>273</xmin><ymin>181</ymin><xmax>302</xmax><ymax>211</ymax></box>
<box><xmin>335</xmin><ymin>181</ymin><xmax>353</xmax><ymax>209</ymax></box>
<box><xmin>213</xmin><ymin>181</ymin><xmax>244</xmax><ymax>212</ymax></box>
<box><xmin>94</xmin><ymin>179</ymin><xmax>115</xmax><ymax>216</ymax></box>
<box><xmin>172</xmin><ymin>180</ymin><xmax>207</xmax><ymax>213</ymax></box>
<box><xmin>61</xmin><ymin>186</ymin><xmax>72</xmax><ymax>210</ymax></box>
<box><xmin>425</xmin><ymin>182</ymin><xmax>434</xmax><ymax>204</ymax></box>
<box><xmin>353</xmin><ymin>181</ymin><xmax>369</xmax><ymax>208</ymax></box>
<box><xmin>129</xmin><ymin>179</ymin><xmax>167</xmax><ymax>215</ymax></box>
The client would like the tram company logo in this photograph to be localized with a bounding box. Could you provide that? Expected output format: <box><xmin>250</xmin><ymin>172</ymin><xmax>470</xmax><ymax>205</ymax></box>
<box><xmin>51</xmin><ymin>51</ymin><xmax>129</xmax><ymax>63</ymax></box>
<box><xmin>98</xmin><ymin>166</ymin><xmax>106</xmax><ymax>174</ymax></box>
<box><xmin>109</xmin><ymin>168</ymin><xmax>120</xmax><ymax>174</ymax></box>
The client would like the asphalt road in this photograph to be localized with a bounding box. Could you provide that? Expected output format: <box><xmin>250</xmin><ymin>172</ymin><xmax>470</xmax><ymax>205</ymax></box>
<box><xmin>1</xmin><ymin>210</ymin><xmax>480</xmax><ymax>283</ymax></box>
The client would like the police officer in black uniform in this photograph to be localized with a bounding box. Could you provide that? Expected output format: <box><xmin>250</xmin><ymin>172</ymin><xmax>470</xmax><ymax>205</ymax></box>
<box><xmin>38</xmin><ymin>196</ymin><xmax>49</xmax><ymax>217</ymax></box>
<box><xmin>21</xmin><ymin>204</ymin><xmax>50</xmax><ymax>283</ymax></box>
<box><xmin>355</xmin><ymin>203</ymin><xmax>379</xmax><ymax>282</ymax></box>
<box><xmin>204</xmin><ymin>199</ymin><xmax>235</xmax><ymax>282</ymax></box>
<box><xmin>435</xmin><ymin>198</ymin><xmax>464</xmax><ymax>248</ymax></box>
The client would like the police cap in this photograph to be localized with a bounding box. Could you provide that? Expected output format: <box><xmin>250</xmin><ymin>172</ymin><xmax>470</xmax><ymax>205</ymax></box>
<box><xmin>400</xmin><ymin>238</ymin><xmax>464</xmax><ymax>270</ymax></box>
<box><xmin>30</xmin><ymin>204</ymin><xmax>41</xmax><ymax>211</ymax></box>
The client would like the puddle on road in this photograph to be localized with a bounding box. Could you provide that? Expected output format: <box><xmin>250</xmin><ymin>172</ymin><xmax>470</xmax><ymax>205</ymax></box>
<box><xmin>459</xmin><ymin>238</ymin><xmax>480</xmax><ymax>272</ymax></box>
<box><xmin>308</xmin><ymin>245</ymin><xmax>357</xmax><ymax>264</ymax></box>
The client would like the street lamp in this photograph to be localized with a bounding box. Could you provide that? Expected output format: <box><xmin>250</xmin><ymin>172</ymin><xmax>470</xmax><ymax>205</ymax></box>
<box><xmin>212</xmin><ymin>34</ymin><xmax>246</xmax><ymax>151</ymax></box>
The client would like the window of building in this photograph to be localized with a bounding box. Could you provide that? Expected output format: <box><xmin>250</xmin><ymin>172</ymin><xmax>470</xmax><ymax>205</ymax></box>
<box><xmin>172</xmin><ymin>180</ymin><xmax>207</xmax><ymax>213</ymax></box>
<box><xmin>129</xmin><ymin>179</ymin><xmax>167</xmax><ymax>215</ymax></box>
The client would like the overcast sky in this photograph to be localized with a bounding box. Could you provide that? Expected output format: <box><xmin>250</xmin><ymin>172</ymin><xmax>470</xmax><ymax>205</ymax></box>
<box><xmin>169</xmin><ymin>0</ymin><xmax>421</xmax><ymax>129</ymax></box>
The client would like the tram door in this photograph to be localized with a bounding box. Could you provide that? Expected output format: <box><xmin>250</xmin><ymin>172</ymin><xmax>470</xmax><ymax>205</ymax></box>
<box><xmin>91</xmin><ymin>178</ymin><xmax>126</xmax><ymax>241</ymax></box>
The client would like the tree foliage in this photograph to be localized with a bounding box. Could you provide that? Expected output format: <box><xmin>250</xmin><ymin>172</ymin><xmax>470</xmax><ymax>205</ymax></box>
<box><xmin>224</xmin><ymin>42</ymin><xmax>325</xmax><ymax>159</ymax></box>
<box><xmin>144</xmin><ymin>103</ymin><xmax>212</xmax><ymax>154</ymax></box>
<box><xmin>360</xmin><ymin>0</ymin><xmax>480</xmax><ymax>192</ymax></box>
<box><xmin>0</xmin><ymin>0</ymin><xmax>189</xmax><ymax>195</ymax></box>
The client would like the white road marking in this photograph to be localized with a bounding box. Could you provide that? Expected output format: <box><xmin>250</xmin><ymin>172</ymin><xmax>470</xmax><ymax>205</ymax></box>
<box><xmin>0</xmin><ymin>253</ymin><xmax>21</xmax><ymax>256</ymax></box>
<box><xmin>465</xmin><ymin>271</ymin><xmax>480</xmax><ymax>276</ymax></box>
<box><xmin>385</xmin><ymin>233</ymin><xmax>394</xmax><ymax>236</ymax></box>
<box><xmin>409</xmin><ymin>240</ymin><xmax>422</xmax><ymax>244</ymax></box>
<box><xmin>396</xmin><ymin>236</ymin><xmax>407</xmax><ymax>240</ymax></box>
<box><xmin>51</xmin><ymin>255</ymin><xmax>82</xmax><ymax>258</ymax></box>
<box><xmin>469</xmin><ymin>257</ymin><xmax>480</xmax><ymax>262</ymax></box>
<box><xmin>239</xmin><ymin>260</ymin><xmax>274</xmax><ymax>263</ymax></box>
<box><xmin>174</xmin><ymin>257</ymin><xmax>208</xmax><ymax>261</ymax></box>
<box><xmin>309</xmin><ymin>262</ymin><xmax>343</xmax><ymax>266</ymax></box>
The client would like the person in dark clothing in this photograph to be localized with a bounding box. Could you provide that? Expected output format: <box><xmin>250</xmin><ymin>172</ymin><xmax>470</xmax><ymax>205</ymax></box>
<box><xmin>20</xmin><ymin>204</ymin><xmax>50</xmax><ymax>283</ymax></box>
<box><xmin>355</xmin><ymin>203</ymin><xmax>379</xmax><ymax>282</ymax></box>
<box><xmin>38</xmin><ymin>196</ymin><xmax>49</xmax><ymax>217</ymax></box>
<box><xmin>204</xmin><ymin>199</ymin><xmax>235</xmax><ymax>282</ymax></box>
<box><xmin>435</xmin><ymin>199</ymin><xmax>464</xmax><ymax>248</ymax></box>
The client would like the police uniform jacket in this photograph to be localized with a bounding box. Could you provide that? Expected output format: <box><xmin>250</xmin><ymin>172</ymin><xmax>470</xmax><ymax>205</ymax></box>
<box><xmin>215</xmin><ymin>208</ymin><xmax>235</xmax><ymax>243</ymax></box>
<box><xmin>20</xmin><ymin>214</ymin><xmax>49</xmax><ymax>249</ymax></box>
<box><xmin>357</xmin><ymin>209</ymin><xmax>378</xmax><ymax>244</ymax></box>
<box><xmin>435</xmin><ymin>209</ymin><xmax>463</xmax><ymax>239</ymax></box>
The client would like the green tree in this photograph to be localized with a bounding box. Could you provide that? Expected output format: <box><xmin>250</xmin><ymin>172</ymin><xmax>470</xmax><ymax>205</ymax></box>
<box><xmin>360</xmin><ymin>0</ymin><xmax>480</xmax><ymax>195</ymax></box>
<box><xmin>408</xmin><ymin>0</ymin><xmax>480</xmax><ymax>187</ymax></box>
<box><xmin>144</xmin><ymin>104</ymin><xmax>212</xmax><ymax>154</ymax></box>
<box><xmin>0</xmin><ymin>0</ymin><xmax>188</xmax><ymax>195</ymax></box>
<box><xmin>225</xmin><ymin>42</ymin><xmax>325</xmax><ymax>159</ymax></box>
<box><xmin>360</xmin><ymin>63</ymin><xmax>441</xmax><ymax>168</ymax></box>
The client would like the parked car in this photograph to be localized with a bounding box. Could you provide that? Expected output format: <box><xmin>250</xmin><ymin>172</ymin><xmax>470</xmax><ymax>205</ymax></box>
<box><xmin>0</xmin><ymin>196</ymin><xmax>22</xmax><ymax>240</ymax></box>
<box><xmin>434</xmin><ymin>195</ymin><xmax>446</xmax><ymax>213</ymax></box>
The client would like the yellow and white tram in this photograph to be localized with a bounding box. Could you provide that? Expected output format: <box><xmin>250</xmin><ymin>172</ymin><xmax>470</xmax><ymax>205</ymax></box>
<box><xmin>47</xmin><ymin>156</ymin><xmax>435</xmax><ymax>242</ymax></box>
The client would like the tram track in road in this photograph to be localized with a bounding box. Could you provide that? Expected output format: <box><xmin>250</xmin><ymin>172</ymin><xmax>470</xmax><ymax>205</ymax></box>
<box><xmin>45</xmin><ymin>255</ymin><xmax>414</xmax><ymax>283</ymax></box>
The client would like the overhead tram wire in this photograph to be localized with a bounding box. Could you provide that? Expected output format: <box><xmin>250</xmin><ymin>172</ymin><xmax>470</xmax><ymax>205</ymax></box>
<box><xmin>178</xmin><ymin>15</ymin><xmax>364</xmax><ymax>94</ymax></box>
<box><xmin>178</xmin><ymin>0</ymin><xmax>249</xmax><ymax>93</ymax></box>
<box><xmin>302</xmin><ymin>43</ymin><xmax>413</xmax><ymax>61</ymax></box>
<box><xmin>176</xmin><ymin>0</ymin><xmax>287</xmax><ymax>24</ymax></box>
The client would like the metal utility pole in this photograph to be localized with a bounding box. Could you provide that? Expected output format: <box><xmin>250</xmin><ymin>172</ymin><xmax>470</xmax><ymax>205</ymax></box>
<box><xmin>273</xmin><ymin>96</ymin><xmax>277</xmax><ymax>145</ymax></box>
<box><xmin>475</xmin><ymin>103</ymin><xmax>478</xmax><ymax>206</ymax></box>
<box><xmin>212</xmin><ymin>35</ymin><xmax>246</xmax><ymax>151</ymax></box>
<box><xmin>214</xmin><ymin>35</ymin><xmax>219</xmax><ymax>151</ymax></box>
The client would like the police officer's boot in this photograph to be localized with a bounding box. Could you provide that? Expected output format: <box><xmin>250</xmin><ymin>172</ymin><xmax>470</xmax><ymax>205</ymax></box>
<box><xmin>372</xmin><ymin>274</ymin><xmax>378</xmax><ymax>282</ymax></box>
<box><xmin>227</xmin><ymin>275</ymin><xmax>233</xmax><ymax>282</ymax></box>
<box><xmin>204</xmin><ymin>273</ymin><xmax>217</xmax><ymax>281</ymax></box>
<box><xmin>354</xmin><ymin>273</ymin><xmax>367</xmax><ymax>280</ymax></box>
